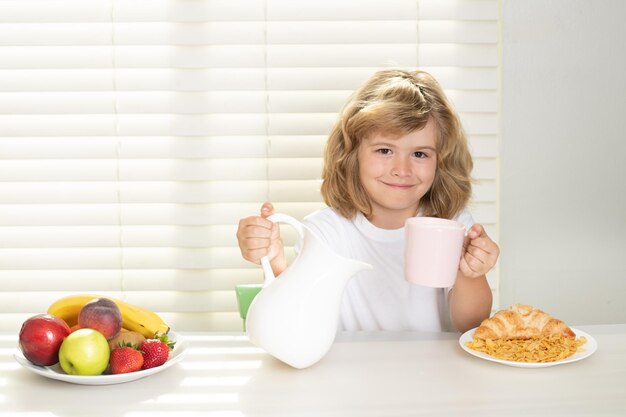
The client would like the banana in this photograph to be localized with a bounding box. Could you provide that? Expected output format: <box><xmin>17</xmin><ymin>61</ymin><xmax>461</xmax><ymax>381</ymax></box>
<box><xmin>47</xmin><ymin>294</ymin><xmax>96</xmax><ymax>328</ymax></box>
<box><xmin>47</xmin><ymin>294</ymin><xmax>170</xmax><ymax>339</ymax></box>
<box><xmin>117</xmin><ymin>299</ymin><xmax>170</xmax><ymax>339</ymax></box>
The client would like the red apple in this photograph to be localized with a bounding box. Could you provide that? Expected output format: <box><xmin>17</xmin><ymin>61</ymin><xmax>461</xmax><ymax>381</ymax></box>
<box><xmin>19</xmin><ymin>314</ymin><xmax>71</xmax><ymax>366</ymax></box>
<box><xmin>78</xmin><ymin>298</ymin><xmax>122</xmax><ymax>340</ymax></box>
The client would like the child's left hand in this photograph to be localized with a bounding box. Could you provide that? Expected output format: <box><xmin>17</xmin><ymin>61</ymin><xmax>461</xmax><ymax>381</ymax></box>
<box><xmin>459</xmin><ymin>224</ymin><xmax>500</xmax><ymax>278</ymax></box>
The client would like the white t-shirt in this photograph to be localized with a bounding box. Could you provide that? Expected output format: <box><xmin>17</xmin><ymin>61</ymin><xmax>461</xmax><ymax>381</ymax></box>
<box><xmin>300</xmin><ymin>208</ymin><xmax>475</xmax><ymax>332</ymax></box>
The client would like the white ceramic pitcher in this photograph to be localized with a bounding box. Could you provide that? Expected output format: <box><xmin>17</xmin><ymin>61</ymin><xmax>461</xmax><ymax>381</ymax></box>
<box><xmin>245</xmin><ymin>213</ymin><xmax>372</xmax><ymax>369</ymax></box>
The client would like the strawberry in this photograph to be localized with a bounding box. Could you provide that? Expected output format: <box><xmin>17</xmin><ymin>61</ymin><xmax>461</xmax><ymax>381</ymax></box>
<box><xmin>139</xmin><ymin>337</ymin><xmax>172</xmax><ymax>370</ymax></box>
<box><xmin>109</xmin><ymin>346</ymin><xmax>143</xmax><ymax>374</ymax></box>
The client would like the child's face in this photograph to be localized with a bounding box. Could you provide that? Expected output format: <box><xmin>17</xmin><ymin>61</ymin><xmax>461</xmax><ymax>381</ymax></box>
<box><xmin>357</xmin><ymin>119</ymin><xmax>438</xmax><ymax>228</ymax></box>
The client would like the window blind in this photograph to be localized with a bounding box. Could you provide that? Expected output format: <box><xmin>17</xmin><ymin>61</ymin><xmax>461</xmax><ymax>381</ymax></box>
<box><xmin>0</xmin><ymin>0</ymin><xmax>500</xmax><ymax>332</ymax></box>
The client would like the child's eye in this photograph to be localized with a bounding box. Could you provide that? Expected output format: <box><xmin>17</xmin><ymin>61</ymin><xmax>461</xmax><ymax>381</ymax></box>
<box><xmin>413</xmin><ymin>151</ymin><xmax>428</xmax><ymax>158</ymax></box>
<box><xmin>376</xmin><ymin>148</ymin><xmax>392</xmax><ymax>155</ymax></box>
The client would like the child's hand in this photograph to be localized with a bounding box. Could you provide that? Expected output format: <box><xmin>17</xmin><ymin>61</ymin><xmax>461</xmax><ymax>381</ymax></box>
<box><xmin>459</xmin><ymin>224</ymin><xmax>499</xmax><ymax>279</ymax></box>
<box><xmin>236</xmin><ymin>202</ymin><xmax>286</xmax><ymax>271</ymax></box>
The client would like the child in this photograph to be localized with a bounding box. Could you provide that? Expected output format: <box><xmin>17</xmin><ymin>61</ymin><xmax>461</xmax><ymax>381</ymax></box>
<box><xmin>236</xmin><ymin>69</ymin><xmax>499</xmax><ymax>333</ymax></box>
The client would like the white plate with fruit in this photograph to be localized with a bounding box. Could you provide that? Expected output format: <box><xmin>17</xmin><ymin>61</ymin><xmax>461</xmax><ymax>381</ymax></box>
<box><xmin>14</xmin><ymin>331</ymin><xmax>186</xmax><ymax>385</ymax></box>
<box><xmin>14</xmin><ymin>294</ymin><xmax>187</xmax><ymax>385</ymax></box>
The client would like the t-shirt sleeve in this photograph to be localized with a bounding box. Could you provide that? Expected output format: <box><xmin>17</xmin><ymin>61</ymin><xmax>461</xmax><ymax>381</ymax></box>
<box><xmin>454</xmin><ymin>208</ymin><xmax>475</xmax><ymax>232</ymax></box>
<box><xmin>294</xmin><ymin>208</ymin><xmax>344</xmax><ymax>254</ymax></box>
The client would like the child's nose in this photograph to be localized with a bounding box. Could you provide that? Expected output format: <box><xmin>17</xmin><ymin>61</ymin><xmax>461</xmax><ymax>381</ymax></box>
<box><xmin>391</xmin><ymin>156</ymin><xmax>412</xmax><ymax>176</ymax></box>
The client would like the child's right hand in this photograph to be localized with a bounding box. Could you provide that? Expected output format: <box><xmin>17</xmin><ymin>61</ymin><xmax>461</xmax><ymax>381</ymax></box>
<box><xmin>236</xmin><ymin>202</ymin><xmax>287</xmax><ymax>275</ymax></box>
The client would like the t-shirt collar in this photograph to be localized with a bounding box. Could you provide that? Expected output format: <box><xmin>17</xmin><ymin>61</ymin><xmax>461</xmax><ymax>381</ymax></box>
<box><xmin>353</xmin><ymin>212</ymin><xmax>405</xmax><ymax>242</ymax></box>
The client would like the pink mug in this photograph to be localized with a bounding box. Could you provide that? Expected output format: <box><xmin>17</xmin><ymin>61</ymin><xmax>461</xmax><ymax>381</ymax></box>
<box><xmin>404</xmin><ymin>217</ymin><xmax>466</xmax><ymax>288</ymax></box>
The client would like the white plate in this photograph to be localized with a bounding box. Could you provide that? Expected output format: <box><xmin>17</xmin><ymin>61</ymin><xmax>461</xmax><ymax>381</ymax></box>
<box><xmin>13</xmin><ymin>331</ymin><xmax>187</xmax><ymax>385</ymax></box>
<box><xmin>459</xmin><ymin>327</ymin><xmax>597</xmax><ymax>368</ymax></box>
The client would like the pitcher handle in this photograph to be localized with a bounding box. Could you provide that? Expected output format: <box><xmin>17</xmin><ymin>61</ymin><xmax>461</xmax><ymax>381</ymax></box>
<box><xmin>260</xmin><ymin>213</ymin><xmax>306</xmax><ymax>287</ymax></box>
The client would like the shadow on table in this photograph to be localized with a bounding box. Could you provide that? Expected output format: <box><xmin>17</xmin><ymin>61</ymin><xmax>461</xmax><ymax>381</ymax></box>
<box><xmin>5</xmin><ymin>363</ymin><xmax>186</xmax><ymax>416</ymax></box>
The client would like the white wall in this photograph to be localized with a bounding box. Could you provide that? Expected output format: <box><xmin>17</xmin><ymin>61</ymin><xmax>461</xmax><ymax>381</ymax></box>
<box><xmin>500</xmin><ymin>0</ymin><xmax>626</xmax><ymax>324</ymax></box>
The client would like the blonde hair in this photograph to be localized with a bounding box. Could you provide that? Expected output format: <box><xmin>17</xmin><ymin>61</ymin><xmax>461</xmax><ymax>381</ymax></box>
<box><xmin>321</xmin><ymin>68</ymin><xmax>473</xmax><ymax>220</ymax></box>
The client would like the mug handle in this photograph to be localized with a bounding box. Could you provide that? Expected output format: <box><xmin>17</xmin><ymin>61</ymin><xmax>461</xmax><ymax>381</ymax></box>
<box><xmin>260</xmin><ymin>213</ymin><xmax>306</xmax><ymax>287</ymax></box>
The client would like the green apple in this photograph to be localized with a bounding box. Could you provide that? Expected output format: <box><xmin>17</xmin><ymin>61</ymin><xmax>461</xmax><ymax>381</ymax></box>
<box><xmin>59</xmin><ymin>328</ymin><xmax>110</xmax><ymax>376</ymax></box>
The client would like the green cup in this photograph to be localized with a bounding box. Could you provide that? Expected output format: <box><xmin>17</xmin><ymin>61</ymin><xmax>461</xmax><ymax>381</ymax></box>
<box><xmin>235</xmin><ymin>284</ymin><xmax>263</xmax><ymax>331</ymax></box>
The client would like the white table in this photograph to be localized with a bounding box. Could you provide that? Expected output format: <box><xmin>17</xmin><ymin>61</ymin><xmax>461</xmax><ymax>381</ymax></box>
<box><xmin>1</xmin><ymin>325</ymin><xmax>625</xmax><ymax>416</ymax></box>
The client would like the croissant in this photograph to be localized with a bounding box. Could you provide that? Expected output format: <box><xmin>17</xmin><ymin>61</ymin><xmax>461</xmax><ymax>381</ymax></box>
<box><xmin>473</xmin><ymin>304</ymin><xmax>575</xmax><ymax>340</ymax></box>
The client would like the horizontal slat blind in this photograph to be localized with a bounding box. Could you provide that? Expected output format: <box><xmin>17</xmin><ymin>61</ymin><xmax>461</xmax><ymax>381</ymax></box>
<box><xmin>0</xmin><ymin>0</ymin><xmax>500</xmax><ymax>331</ymax></box>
